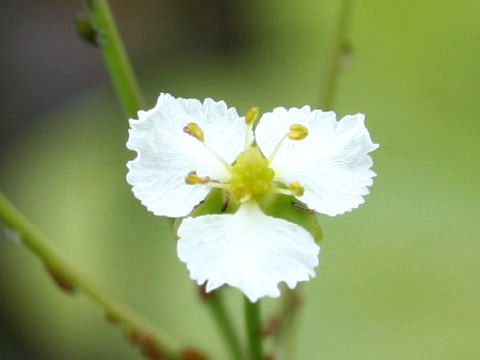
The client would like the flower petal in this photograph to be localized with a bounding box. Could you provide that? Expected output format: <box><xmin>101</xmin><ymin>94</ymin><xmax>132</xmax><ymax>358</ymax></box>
<box><xmin>255</xmin><ymin>107</ymin><xmax>378</xmax><ymax>216</ymax></box>
<box><xmin>127</xmin><ymin>93</ymin><xmax>248</xmax><ymax>217</ymax></box>
<box><xmin>177</xmin><ymin>201</ymin><xmax>319</xmax><ymax>302</ymax></box>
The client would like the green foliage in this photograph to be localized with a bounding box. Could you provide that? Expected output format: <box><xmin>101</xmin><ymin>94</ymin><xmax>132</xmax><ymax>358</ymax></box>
<box><xmin>258</xmin><ymin>193</ymin><xmax>323</xmax><ymax>243</ymax></box>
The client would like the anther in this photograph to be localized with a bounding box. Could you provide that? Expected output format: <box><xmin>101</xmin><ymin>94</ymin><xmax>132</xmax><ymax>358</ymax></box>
<box><xmin>183</xmin><ymin>122</ymin><xmax>204</xmax><ymax>142</ymax></box>
<box><xmin>245</xmin><ymin>107</ymin><xmax>259</xmax><ymax>125</ymax></box>
<box><xmin>185</xmin><ymin>171</ymin><xmax>210</xmax><ymax>185</ymax></box>
<box><xmin>288</xmin><ymin>181</ymin><xmax>304</xmax><ymax>196</ymax></box>
<box><xmin>288</xmin><ymin>124</ymin><xmax>308</xmax><ymax>140</ymax></box>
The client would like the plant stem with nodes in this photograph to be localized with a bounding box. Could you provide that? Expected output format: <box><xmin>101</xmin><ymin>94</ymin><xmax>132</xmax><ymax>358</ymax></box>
<box><xmin>0</xmin><ymin>191</ymin><xmax>186</xmax><ymax>359</ymax></box>
<box><xmin>82</xmin><ymin>0</ymin><xmax>145</xmax><ymax>118</ymax></box>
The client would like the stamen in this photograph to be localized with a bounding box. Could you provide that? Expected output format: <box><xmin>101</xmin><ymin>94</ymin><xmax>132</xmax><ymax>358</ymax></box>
<box><xmin>183</xmin><ymin>122</ymin><xmax>205</xmax><ymax>142</ymax></box>
<box><xmin>245</xmin><ymin>107</ymin><xmax>259</xmax><ymax>125</ymax></box>
<box><xmin>288</xmin><ymin>181</ymin><xmax>304</xmax><ymax>196</ymax></box>
<box><xmin>244</xmin><ymin>107</ymin><xmax>259</xmax><ymax>149</ymax></box>
<box><xmin>271</xmin><ymin>181</ymin><xmax>304</xmax><ymax>197</ymax></box>
<box><xmin>185</xmin><ymin>171</ymin><xmax>210</xmax><ymax>184</ymax></box>
<box><xmin>268</xmin><ymin>124</ymin><xmax>309</xmax><ymax>163</ymax></box>
<box><xmin>206</xmin><ymin>182</ymin><xmax>231</xmax><ymax>190</ymax></box>
<box><xmin>271</xmin><ymin>186</ymin><xmax>293</xmax><ymax>196</ymax></box>
<box><xmin>288</xmin><ymin>124</ymin><xmax>308</xmax><ymax>140</ymax></box>
<box><xmin>204</xmin><ymin>145</ymin><xmax>233</xmax><ymax>173</ymax></box>
<box><xmin>183</xmin><ymin>122</ymin><xmax>232</xmax><ymax>173</ymax></box>
<box><xmin>185</xmin><ymin>171</ymin><xmax>232</xmax><ymax>191</ymax></box>
<box><xmin>268</xmin><ymin>134</ymin><xmax>287</xmax><ymax>163</ymax></box>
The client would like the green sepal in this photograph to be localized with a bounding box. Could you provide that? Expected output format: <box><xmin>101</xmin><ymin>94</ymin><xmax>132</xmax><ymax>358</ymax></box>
<box><xmin>192</xmin><ymin>189</ymin><xmax>239</xmax><ymax>216</ymax></box>
<box><xmin>257</xmin><ymin>193</ymin><xmax>323</xmax><ymax>243</ymax></box>
<box><xmin>172</xmin><ymin>189</ymin><xmax>239</xmax><ymax>233</ymax></box>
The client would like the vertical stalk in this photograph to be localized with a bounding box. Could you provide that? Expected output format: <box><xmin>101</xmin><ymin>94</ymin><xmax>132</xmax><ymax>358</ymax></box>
<box><xmin>277</xmin><ymin>1</ymin><xmax>355</xmax><ymax>359</ymax></box>
<box><xmin>318</xmin><ymin>0</ymin><xmax>353</xmax><ymax>110</ymax></box>
<box><xmin>205</xmin><ymin>291</ymin><xmax>244</xmax><ymax>360</ymax></box>
<box><xmin>273</xmin><ymin>288</ymin><xmax>302</xmax><ymax>360</ymax></box>
<box><xmin>244</xmin><ymin>297</ymin><xmax>263</xmax><ymax>360</ymax></box>
<box><xmin>84</xmin><ymin>0</ymin><xmax>145</xmax><ymax>117</ymax></box>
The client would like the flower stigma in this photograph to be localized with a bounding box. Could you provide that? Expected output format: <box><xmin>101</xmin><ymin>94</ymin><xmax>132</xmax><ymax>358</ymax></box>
<box><xmin>230</xmin><ymin>145</ymin><xmax>275</xmax><ymax>201</ymax></box>
<box><xmin>185</xmin><ymin>171</ymin><xmax>210</xmax><ymax>184</ymax></box>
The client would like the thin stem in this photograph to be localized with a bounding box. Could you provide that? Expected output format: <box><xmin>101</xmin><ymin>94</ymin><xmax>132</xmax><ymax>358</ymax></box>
<box><xmin>0</xmin><ymin>191</ymin><xmax>182</xmax><ymax>359</ymax></box>
<box><xmin>274</xmin><ymin>2</ymin><xmax>355</xmax><ymax>359</ymax></box>
<box><xmin>205</xmin><ymin>291</ymin><xmax>244</xmax><ymax>360</ymax></box>
<box><xmin>244</xmin><ymin>297</ymin><xmax>263</xmax><ymax>360</ymax></box>
<box><xmin>84</xmin><ymin>0</ymin><xmax>145</xmax><ymax>118</ymax></box>
<box><xmin>204</xmin><ymin>144</ymin><xmax>234</xmax><ymax>173</ymax></box>
<box><xmin>273</xmin><ymin>288</ymin><xmax>302</xmax><ymax>360</ymax></box>
<box><xmin>244</xmin><ymin>123</ymin><xmax>253</xmax><ymax>150</ymax></box>
<box><xmin>268</xmin><ymin>134</ymin><xmax>287</xmax><ymax>163</ymax></box>
<box><xmin>318</xmin><ymin>0</ymin><xmax>353</xmax><ymax>110</ymax></box>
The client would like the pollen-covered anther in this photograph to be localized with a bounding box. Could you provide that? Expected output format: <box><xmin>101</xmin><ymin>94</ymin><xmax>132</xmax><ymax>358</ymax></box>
<box><xmin>288</xmin><ymin>124</ymin><xmax>308</xmax><ymax>140</ymax></box>
<box><xmin>288</xmin><ymin>181</ymin><xmax>305</xmax><ymax>196</ymax></box>
<box><xmin>185</xmin><ymin>171</ymin><xmax>210</xmax><ymax>185</ymax></box>
<box><xmin>245</xmin><ymin>107</ymin><xmax>259</xmax><ymax>125</ymax></box>
<box><xmin>183</xmin><ymin>122</ymin><xmax>205</xmax><ymax>142</ymax></box>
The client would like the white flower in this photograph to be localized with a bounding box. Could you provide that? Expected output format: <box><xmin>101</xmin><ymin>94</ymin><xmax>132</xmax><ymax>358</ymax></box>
<box><xmin>127</xmin><ymin>93</ymin><xmax>378</xmax><ymax>302</ymax></box>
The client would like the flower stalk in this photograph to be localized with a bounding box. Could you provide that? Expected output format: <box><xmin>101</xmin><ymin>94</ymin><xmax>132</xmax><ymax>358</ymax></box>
<box><xmin>203</xmin><ymin>290</ymin><xmax>244</xmax><ymax>360</ymax></box>
<box><xmin>280</xmin><ymin>1</ymin><xmax>355</xmax><ymax>358</ymax></box>
<box><xmin>83</xmin><ymin>0</ymin><xmax>144</xmax><ymax>118</ymax></box>
<box><xmin>318</xmin><ymin>0</ymin><xmax>353</xmax><ymax>110</ymax></box>
<box><xmin>0</xmin><ymin>191</ymin><xmax>184</xmax><ymax>359</ymax></box>
<box><xmin>244</xmin><ymin>297</ymin><xmax>263</xmax><ymax>360</ymax></box>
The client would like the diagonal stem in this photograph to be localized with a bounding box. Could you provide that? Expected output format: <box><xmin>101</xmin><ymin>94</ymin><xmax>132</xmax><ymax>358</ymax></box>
<box><xmin>204</xmin><ymin>290</ymin><xmax>244</xmax><ymax>360</ymax></box>
<box><xmin>83</xmin><ymin>0</ymin><xmax>145</xmax><ymax>118</ymax></box>
<box><xmin>0</xmin><ymin>190</ymin><xmax>184</xmax><ymax>359</ymax></box>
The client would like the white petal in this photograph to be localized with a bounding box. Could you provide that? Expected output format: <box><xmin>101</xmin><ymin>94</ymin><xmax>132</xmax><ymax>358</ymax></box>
<box><xmin>177</xmin><ymin>201</ymin><xmax>319</xmax><ymax>302</ymax></box>
<box><xmin>255</xmin><ymin>107</ymin><xmax>378</xmax><ymax>216</ymax></box>
<box><xmin>127</xmin><ymin>93</ymin><xmax>248</xmax><ymax>217</ymax></box>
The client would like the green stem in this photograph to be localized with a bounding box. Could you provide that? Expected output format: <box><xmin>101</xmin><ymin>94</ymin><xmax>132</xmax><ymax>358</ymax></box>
<box><xmin>318</xmin><ymin>0</ymin><xmax>353</xmax><ymax>110</ymax></box>
<box><xmin>275</xmin><ymin>2</ymin><xmax>355</xmax><ymax>359</ymax></box>
<box><xmin>84</xmin><ymin>0</ymin><xmax>145</xmax><ymax>117</ymax></box>
<box><xmin>0</xmin><ymin>191</ymin><xmax>182</xmax><ymax>359</ymax></box>
<box><xmin>283</xmin><ymin>291</ymin><xmax>301</xmax><ymax>360</ymax></box>
<box><xmin>205</xmin><ymin>291</ymin><xmax>244</xmax><ymax>360</ymax></box>
<box><xmin>272</xmin><ymin>288</ymin><xmax>302</xmax><ymax>360</ymax></box>
<box><xmin>244</xmin><ymin>297</ymin><xmax>263</xmax><ymax>360</ymax></box>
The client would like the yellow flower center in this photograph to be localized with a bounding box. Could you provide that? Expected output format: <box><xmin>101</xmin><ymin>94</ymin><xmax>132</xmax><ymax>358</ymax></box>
<box><xmin>183</xmin><ymin>110</ymin><xmax>309</xmax><ymax>203</ymax></box>
<box><xmin>230</xmin><ymin>146</ymin><xmax>275</xmax><ymax>201</ymax></box>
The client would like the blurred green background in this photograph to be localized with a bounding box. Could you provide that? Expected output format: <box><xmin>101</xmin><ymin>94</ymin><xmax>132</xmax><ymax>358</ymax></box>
<box><xmin>1</xmin><ymin>0</ymin><xmax>479</xmax><ymax>359</ymax></box>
